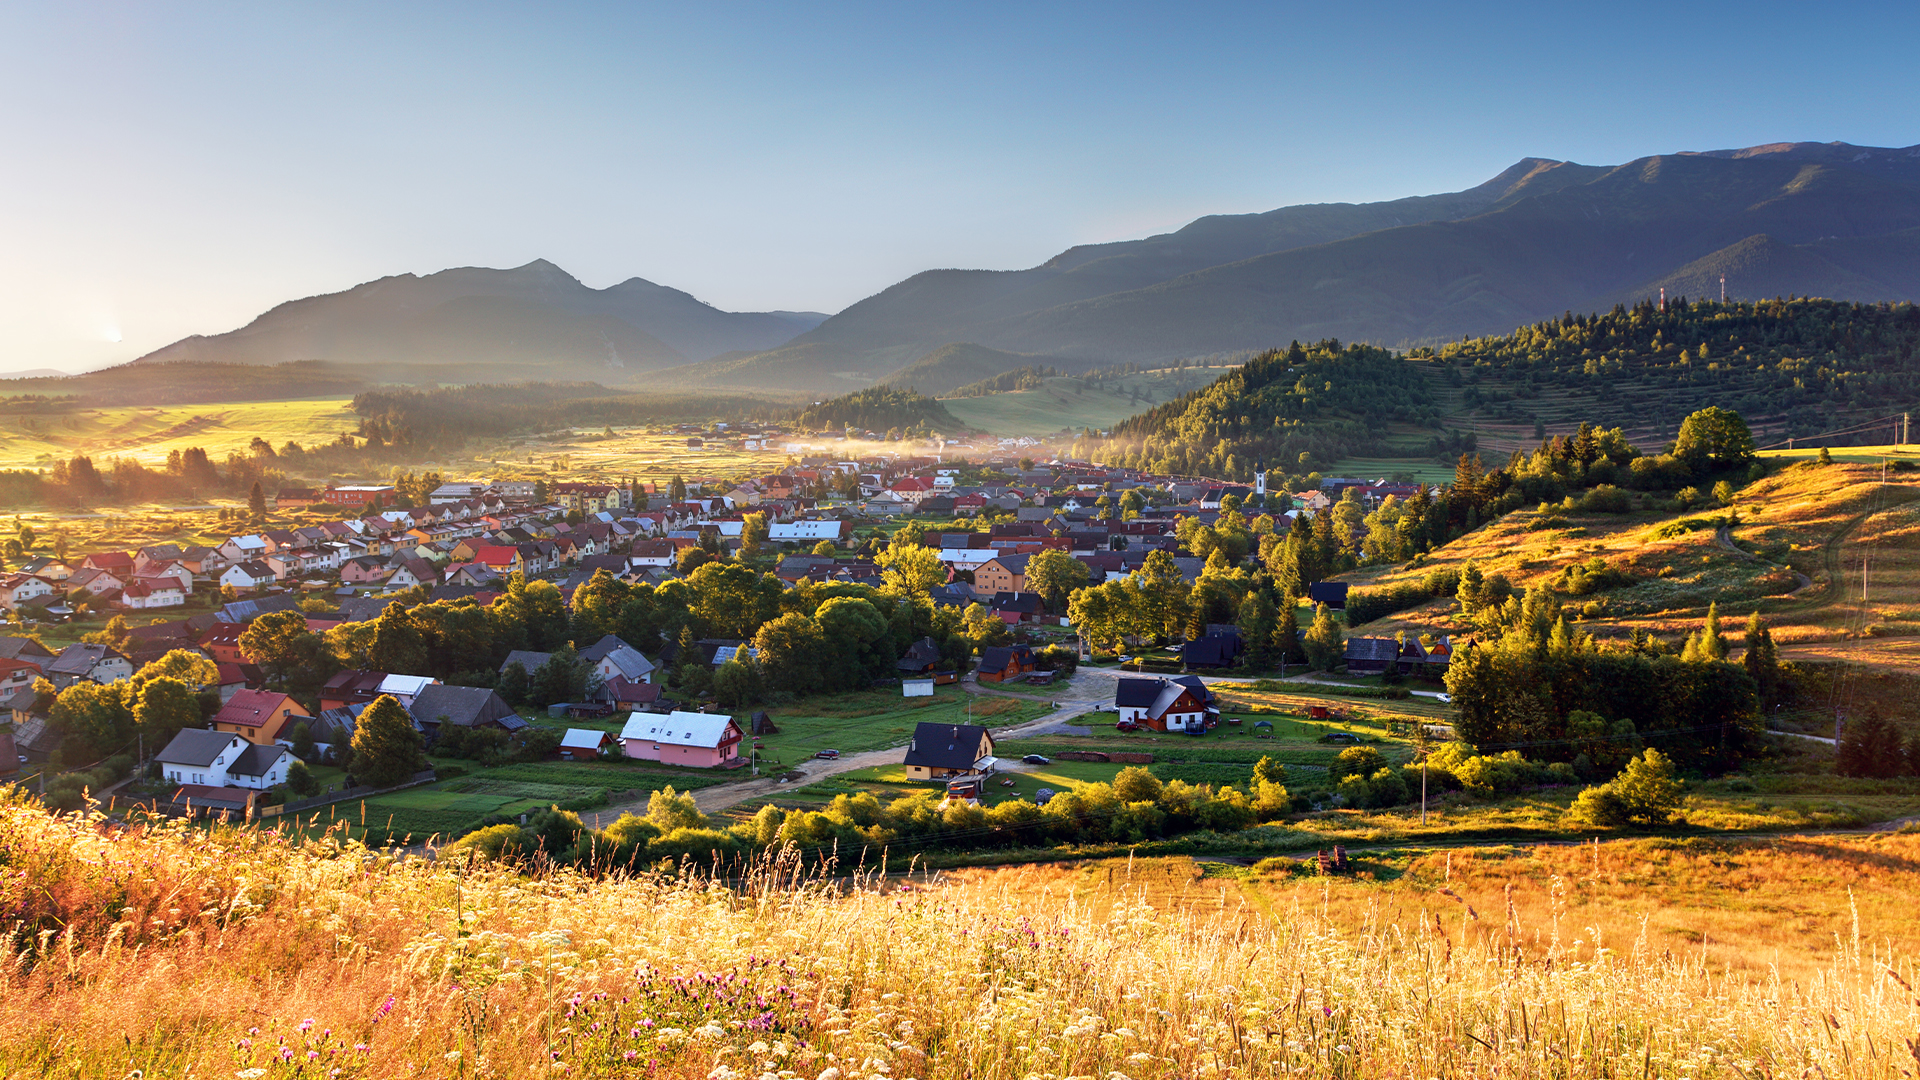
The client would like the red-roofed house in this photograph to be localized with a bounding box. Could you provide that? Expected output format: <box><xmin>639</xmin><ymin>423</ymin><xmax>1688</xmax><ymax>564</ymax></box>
<box><xmin>211</xmin><ymin>688</ymin><xmax>309</xmax><ymax>746</ymax></box>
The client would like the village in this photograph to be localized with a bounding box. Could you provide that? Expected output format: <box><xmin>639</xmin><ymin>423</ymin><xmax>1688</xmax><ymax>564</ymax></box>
<box><xmin>0</xmin><ymin>446</ymin><xmax>1438</xmax><ymax>841</ymax></box>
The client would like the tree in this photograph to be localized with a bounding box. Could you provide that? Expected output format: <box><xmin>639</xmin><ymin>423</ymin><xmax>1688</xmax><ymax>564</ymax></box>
<box><xmin>1329</xmin><ymin>745</ymin><xmax>1385</xmax><ymax>783</ymax></box>
<box><xmin>1235</xmin><ymin>590</ymin><xmax>1278</xmax><ymax>670</ymax></box>
<box><xmin>239</xmin><ymin>609</ymin><xmax>320</xmax><ymax>688</ymax></box>
<box><xmin>1274</xmin><ymin>600</ymin><xmax>1302</xmax><ymax>667</ymax></box>
<box><xmin>498</xmin><ymin>661</ymin><xmax>531</xmax><ymax>705</ymax></box>
<box><xmin>1673</xmin><ymin>407</ymin><xmax>1755</xmax><ymax>471</ymax></box>
<box><xmin>286</xmin><ymin>759</ymin><xmax>320</xmax><ymax>798</ymax></box>
<box><xmin>1302</xmin><ymin>602</ymin><xmax>1344</xmax><ymax>672</ymax></box>
<box><xmin>288</xmin><ymin>720</ymin><xmax>317</xmax><ymax>762</ymax></box>
<box><xmin>350</xmin><ymin>695</ymin><xmax>426</xmax><ymax>788</ymax></box>
<box><xmin>1134</xmin><ymin>550</ymin><xmax>1191</xmax><ymax>640</ymax></box>
<box><xmin>752</xmin><ymin>613</ymin><xmax>828</xmax><ymax>695</ymax></box>
<box><xmin>1112</xmin><ymin>766</ymin><xmax>1163</xmax><ymax>804</ymax></box>
<box><xmin>49</xmin><ymin>681</ymin><xmax>134</xmax><ymax>767</ymax></box>
<box><xmin>248</xmin><ymin>481</ymin><xmax>267</xmax><ymax>519</ymax></box>
<box><xmin>81</xmin><ymin>615</ymin><xmax>132</xmax><ymax>652</ymax></box>
<box><xmin>1024</xmin><ymin>550</ymin><xmax>1090</xmax><ymax>614</ymax></box>
<box><xmin>876</xmin><ymin>541</ymin><xmax>946</xmax><ymax>597</ymax></box>
<box><xmin>1681</xmin><ymin>601</ymin><xmax>1728</xmax><ymax>662</ymax></box>
<box><xmin>1836</xmin><ymin>711</ymin><xmax>1906</xmax><ymax>778</ymax></box>
<box><xmin>131</xmin><ymin>676</ymin><xmax>201</xmax><ymax>748</ymax></box>
<box><xmin>677</xmin><ymin>546</ymin><xmax>713</xmax><ymax>574</ymax></box>
<box><xmin>739</xmin><ymin>512</ymin><xmax>770</xmax><ymax>559</ymax></box>
<box><xmin>1569</xmin><ymin>748</ymin><xmax>1685</xmax><ymax>827</ymax></box>
<box><xmin>669</xmin><ymin>475</ymin><xmax>687</xmax><ymax>503</ymax></box>
<box><xmin>811</xmin><ymin>540</ymin><xmax>837</xmax><ymax>557</ymax></box>
<box><xmin>1742</xmin><ymin>611</ymin><xmax>1780</xmax><ymax>709</ymax></box>
<box><xmin>712</xmin><ymin>647</ymin><xmax>762</xmax><ymax>709</ymax></box>
<box><xmin>135</xmin><ymin>648</ymin><xmax>219</xmax><ymax>689</ymax></box>
<box><xmin>1252</xmin><ymin>755</ymin><xmax>1287</xmax><ymax>785</ymax></box>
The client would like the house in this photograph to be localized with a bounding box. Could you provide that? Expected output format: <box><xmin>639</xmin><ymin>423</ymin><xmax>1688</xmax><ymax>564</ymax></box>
<box><xmin>973</xmin><ymin>554</ymin><xmax>1031</xmax><ymax>595</ymax></box>
<box><xmin>407</xmin><ymin>684</ymin><xmax>520</xmax><ymax>736</ymax></box>
<box><xmin>339</xmin><ymin>556</ymin><xmax>393</xmax><ymax>585</ymax></box>
<box><xmin>1182</xmin><ymin>631</ymin><xmax>1243</xmax><ymax>669</ymax></box>
<box><xmin>0</xmin><ymin>573</ymin><xmax>54</xmax><ymax>611</ymax></box>
<box><xmin>618</xmin><ymin>710</ymin><xmax>744</xmax><ymax>768</ymax></box>
<box><xmin>975</xmin><ymin>644</ymin><xmax>1037</xmax><ymax>684</ymax></box>
<box><xmin>498</xmin><ymin>650</ymin><xmax>552</xmax><ymax>678</ymax></box>
<box><xmin>221</xmin><ymin>561</ymin><xmax>278</xmax><ymax>592</ymax></box>
<box><xmin>1307</xmin><ymin>582</ymin><xmax>1350</xmax><ymax>611</ymax></box>
<box><xmin>217</xmin><ymin>536</ymin><xmax>269</xmax><ymax>564</ymax></box>
<box><xmin>580</xmin><ymin>634</ymin><xmax>656</xmax><ymax>687</ymax></box>
<box><xmin>215</xmin><ymin>662</ymin><xmax>266</xmax><ymax>703</ymax></box>
<box><xmin>65</xmin><ymin>567</ymin><xmax>126</xmax><ymax>597</ymax></box>
<box><xmin>556</xmin><ymin>728</ymin><xmax>614</xmax><ymax>761</ymax></box>
<box><xmin>902</xmin><ymin>722</ymin><xmax>996</xmax><ymax>781</ymax></box>
<box><xmin>81</xmin><ymin>551</ymin><xmax>135</xmax><ymax>577</ymax></box>
<box><xmin>601</xmin><ymin>675</ymin><xmax>663</xmax><ymax>710</ymax></box>
<box><xmin>0</xmin><ymin>636</ymin><xmax>56</xmax><ymax>669</ymax></box>
<box><xmin>115</xmin><ymin>578</ymin><xmax>186</xmax><ymax>610</ymax></box>
<box><xmin>324</xmin><ymin>485</ymin><xmax>396</xmax><ymax>507</ymax></box>
<box><xmin>1342</xmin><ymin>637</ymin><xmax>1402</xmax><ymax>675</ymax></box>
<box><xmin>320</xmin><ymin>669</ymin><xmax>390</xmax><ymax>712</ymax></box>
<box><xmin>388</xmin><ymin>558</ymin><xmax>441</xmax><ymax>590</ymax></box>
<box><xmin>47</xmin><ymin>643</ymin><xmax>133</xmax><ymax>688</ymax></box>
<box><xmin>0</xmin><ymin>656</ymin><xmax>42</xmax><ymax>699</ymax></box>
<box><xmin>897</xmin><ymin>636</ymin><xmax>943</xmax><ymax>676</ymax></box>
<box><xmin>768</xmin><ymin>520</ymin><xmax>850</xmax><ymax>543</ymax></box>
<box><xmin>139</xmin><ymin>560</ymin><xmax>195</xmax><ymax>594</ymax></box>
<box><xmin>275</xmin><ymin>486</ymin><xmax>322</xmax><ymax>508</ymax></box>
<box><xmin>18</xmin><ymin>557</ymin><xmax>73</xmax><ymax>582</ymax></box>
<box><xmin>989</xmin><ymin>591</ymin><xmax>1045</xmax><ymax>625</ymax></box>
<box><xmin>1113</xmin><ymin>675</ymin><xmax>1217</xmax><ymax>734</ymax></box>
<box><xmin>375</xmin><ymin>673</ymin><xmax>437</xmax><ymax>708</ymax></box>
<box><xmin>156</xmin><ymin>728</ymin><xmax>292</xmax><ymax>791</ymax></box>
<box><xmin>212</xmin><ymin>688</ymin><xmax>310</xmax><ymax>746</ymax></box>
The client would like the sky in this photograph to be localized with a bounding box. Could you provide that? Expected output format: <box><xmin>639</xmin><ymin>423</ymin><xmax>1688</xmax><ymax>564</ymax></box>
<box><xmin>0</xmin><ymin>1</ymin><xmax>1915</xmax><ymax>374</ymax></box>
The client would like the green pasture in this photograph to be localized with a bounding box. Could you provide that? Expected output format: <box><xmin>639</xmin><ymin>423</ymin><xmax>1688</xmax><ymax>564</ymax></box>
<box><xmin>744</xmin><ymin>687</ymin><xmax>1053</xmax><ymax>767</ymax></box>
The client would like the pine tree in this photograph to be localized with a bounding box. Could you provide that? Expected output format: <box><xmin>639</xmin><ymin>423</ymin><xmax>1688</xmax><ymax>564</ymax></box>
<box><xmin>1699</xmin><ymin>601</ymin><xmax>1727</xmax><ymax>661</ymax></box>
<box><xmin>1302</xmin><ymin>602</ymin><xmax>1344</xmax><ymax>672</ymax></box>
<box><xmin>1274</xmin><ymin>600</ymin><xmax>1302</xmax><ymax>667</ymax></box>
<box><xmin>1742</xmin><ymin>611</ymin><xmax>1780</xmax><ymax>709</ymax></box>
<box><xmin>248</xmin><ymin>481</ymin><xmax>267</xmax><ymax>519</ymax></box>
<box><xmin>1236</xmin><ymin>590</ymin><xmax>1278</xmax><ymax>671</ymax></box>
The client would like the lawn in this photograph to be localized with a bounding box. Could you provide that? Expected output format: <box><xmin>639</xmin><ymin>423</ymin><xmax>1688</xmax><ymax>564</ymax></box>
<box><xmin>286</xmin><ymin>755</ymin><xmax>738</xmax><ymax>844</ymax></box>
<box><xmin>745</xmin><ymin>686</ymin><xmax>1053</xmax><ymax>768</ymax></box>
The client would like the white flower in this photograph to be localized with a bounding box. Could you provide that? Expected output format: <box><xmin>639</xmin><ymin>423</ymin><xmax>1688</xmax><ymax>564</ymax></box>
<box><xmin>696</xmin><ymin>1024</ymin><xmax>728</xmax><ymax>1041</ymax></box>
<box><xmin>818</xmin><ymin>1069</ymin><xmax>843</xmax><ymax>1080</ymax></box>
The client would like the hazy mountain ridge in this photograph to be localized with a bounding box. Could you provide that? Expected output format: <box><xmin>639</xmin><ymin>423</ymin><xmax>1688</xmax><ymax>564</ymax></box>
<box><xmin>662</xmin><ymin>141</ymin><xmax>1920</xmax><ymax>390</ymax></box>
<box><xmin>133</xmin><ymin>259</ymin><xmax>828</xmax><ymax>378</ymax></box>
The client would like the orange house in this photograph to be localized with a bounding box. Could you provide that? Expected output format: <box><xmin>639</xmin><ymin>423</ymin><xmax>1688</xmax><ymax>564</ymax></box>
<box><xmin>212</xmin><ymin>689</ymin><xmax>310</xmax><ymax>746</ymax></box>
<box><xmin>972</xmin><ymin>553</ymin><xmax>1031</xmax><ymax>595</ymax></box>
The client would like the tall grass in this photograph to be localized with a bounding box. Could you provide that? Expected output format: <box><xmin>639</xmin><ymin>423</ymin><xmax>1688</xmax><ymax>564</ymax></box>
<box><xmin>1</xmin><ymin>791</ymin><xmax>1916</xmax><ymax>1078</ymax></box>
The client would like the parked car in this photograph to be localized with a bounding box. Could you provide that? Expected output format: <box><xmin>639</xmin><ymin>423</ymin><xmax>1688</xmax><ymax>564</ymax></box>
<box><xmin>814</xmin><ymin>749</ymin><xmax>840</xmax><ymax>759</ymax></box>
<box><xmin>1324</xmin><ymin>731</ymin><xmax>1359</xmax><ymax>744</ymax></box>
<box><xmin>1021</xmin><ymin>754</ymin><xmax>1051</xmax><ymax>765</ymax></box>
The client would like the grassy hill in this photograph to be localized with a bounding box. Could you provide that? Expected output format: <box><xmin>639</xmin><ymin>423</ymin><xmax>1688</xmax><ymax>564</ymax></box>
<box><xmin>8</xmin><ymin>794</ymin><xmax>1919</xmax><ymax>1077</ymax></box>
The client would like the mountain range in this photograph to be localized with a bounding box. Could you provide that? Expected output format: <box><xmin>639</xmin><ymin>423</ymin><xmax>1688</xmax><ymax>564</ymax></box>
<box><xmin>133</xmin><ymin>261</ymin><xmax>827</xmax><ymax>379</ymax></box>
<box><xmin>127</xmin><ymin>140</ymin><xmax>1920</xmax><ymax>396</ymax></box>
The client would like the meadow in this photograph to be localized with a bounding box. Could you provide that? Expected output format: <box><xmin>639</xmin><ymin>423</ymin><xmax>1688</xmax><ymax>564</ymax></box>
<box><xmin>4</xmin><ymin>794</ymin><xmax>1917</xmax><ymax>1079</ymax></box>
<box><xmin>0</xmin><ymin>396</ymin><xmax>362</xmax><ymax>471</ymax></box>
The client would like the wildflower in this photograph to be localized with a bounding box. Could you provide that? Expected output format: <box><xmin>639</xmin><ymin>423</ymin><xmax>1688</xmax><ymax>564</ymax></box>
<box><xmin>299</xmin><ymin>1018</ymin><xmax>315</xmax><ymax>1033</ymax></box>
<box><xmin>817</xmin><ymin>1070</ymin><xmax>843</xmax><ymax>1080</ymax></box>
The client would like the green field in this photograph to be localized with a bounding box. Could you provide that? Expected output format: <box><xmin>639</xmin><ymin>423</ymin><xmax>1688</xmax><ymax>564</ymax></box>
<box><xmin>741</xmin><ymin>686</ymin><xmax>1054</xmax><ymax>770</ymax></box>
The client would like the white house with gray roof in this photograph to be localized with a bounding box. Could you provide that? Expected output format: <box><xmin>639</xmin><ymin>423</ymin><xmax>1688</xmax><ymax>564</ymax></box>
<box><xmin>156</xmin><ymin>728</ymin><xmax>291</xmax><ymax>790</ymax></box>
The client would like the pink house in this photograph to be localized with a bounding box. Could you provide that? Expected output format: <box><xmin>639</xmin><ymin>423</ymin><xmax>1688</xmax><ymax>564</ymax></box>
<box><xmin>618</xmin><ymin>711</ymin><xmax>744</xmax><ymax>769</ymax></box>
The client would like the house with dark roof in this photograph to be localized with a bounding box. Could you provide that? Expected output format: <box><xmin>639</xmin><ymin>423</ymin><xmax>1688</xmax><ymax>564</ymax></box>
<box><xmin>1182</xmin><ymin>630</ymin><xmax>1243</xmax><ymax>669</ymax></box>
<box><xmin>975</xmin><ymin>644</ymin><xmax>1036</xmax><ymax>684</ymax></box>
<box><xmin>1307</xmin><ymin>581</ymin><xmax>1350</xmax><ymax>610</ymax></box>
<box><xmin>47</xmin><ymin>642</ymin><xmax>133</xmax><ymax>688</ymax></box>
<box><xmin>407</xmin><ymin>684</ymin><xmax>519</xmax><ymax>737</ymax></box>
<box><xmin>897</xmin><ymin>636</ymin><xmax>943</xmax><ymax>675</ymax></box>
<box><xmin>1342</xmin><ymin>637</ymin><xmax>1403</xmax><ymax>675</ymax></box>
<box><xmin>155</xmin><ymin>728</ymin><xmax>291</xmax><ymax>790</ymax></box>
<box><xmin>1113</xmin><ymin>675</ymin><xmax>1217</xmax><ymax>734</ymax></box>
<box><xmin>320</xmin><ymin>669</ymin><xmax>390</xmax><ymax>712</ymax></box>
<box><xmin>989</xmin><ymin>591</ymin><xmax>1045</xmax><ymax>625</ymax></box>
<box><xmin>580</xmin><ymin>634</ymin><xmax>655</xmax><ymax>687</ymax></box>
<box><xmin>0</xmin><ymin>636</ymin><xmax>56</xmax><ymax>667</ymax></box>
<box><xmin>498</xmin><ymin>650</ymin><xmax>553</xmax><ymax>677</ymax></box>
<box><xmin>902</xmin><ymin>722</ymin><xmax>996</xmax><ymax>781</ymax></box>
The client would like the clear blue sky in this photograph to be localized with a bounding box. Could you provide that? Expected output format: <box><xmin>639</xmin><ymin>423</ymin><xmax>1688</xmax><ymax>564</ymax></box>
<box><xmin>1</xmin><ymin>0</ymin><xmax>1914</xmax><ymax>372</ymax></box>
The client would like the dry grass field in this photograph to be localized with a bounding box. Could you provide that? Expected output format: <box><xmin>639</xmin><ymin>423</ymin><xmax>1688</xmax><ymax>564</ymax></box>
<box><xmin>5</xmin><ymin>795</ymin><xmax>1916</xmax><ymax>1079</ymax></box>
<box><xmin>0</xmin><ymin>398</ymin><xmax>362</xmax><ymax>471</ymax></box>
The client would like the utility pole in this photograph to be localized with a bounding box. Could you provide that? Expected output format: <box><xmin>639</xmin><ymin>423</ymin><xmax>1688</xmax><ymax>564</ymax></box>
<box><xmin>1417</xmin><ymin>721</ymin><xmax>1430</xmax><ymax>826</ymax></box>
<box><xmin>1720</xmin><ymin>274</ymin><xmax>1726</xmax><ymax>304</ymax></box>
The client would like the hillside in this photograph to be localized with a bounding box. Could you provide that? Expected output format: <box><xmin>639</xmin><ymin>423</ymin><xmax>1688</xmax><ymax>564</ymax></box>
<box><xmin>1078</xmin><ymin>297</ymin><xmax>1920</xmax><ymax>478</ymax></box>
<box><xmin>664</xmin><ymin>142</ymin><xmax>1920</xmax><ymax>392</ymax></box>
<box><xmin>875</xmin><ymin>342</ymin><xmax>1058</xmax><ymax>396</ymax></box>
<box><xmin>131</xmin><ymin>259</ymin><xmax>827</xmax><ymax>379</ymax></box>
<box><xmin>7</xmin><ymin>796</ymin><xmax>1918</xmax><ymax>1078</ymax></box>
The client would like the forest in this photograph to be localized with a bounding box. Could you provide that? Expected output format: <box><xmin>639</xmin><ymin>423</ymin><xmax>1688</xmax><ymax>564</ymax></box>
<box><xmin>790</xmin><ymin>385</ymin><xmax>963</xmax><ymax>436</ymax></box>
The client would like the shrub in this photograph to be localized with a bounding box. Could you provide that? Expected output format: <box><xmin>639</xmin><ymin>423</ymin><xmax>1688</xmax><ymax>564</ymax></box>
<box><xmin>1579</xmin><ymin>485</ymin><xmax>1633</xmax><ymax>514</ymax></box>
<box><xmin>1567</xmin><ymin>749</ymin><xmax>1685</xmax><ymax>828</ymax></box>
<box><xmin>286</xmin><ymin>760</ymin><xmax>319</xmax><ymax>798</ymax></box>
<box><xmin>1367</xmin><ymin>766</ymin><xmax>1409</xmax><ymax>807</ymax></box>
<box><xmin>1329</xmin><ymin>745</ymin><xmax>1385</xmax><ymax>784</ymax></box>
<box><xmin>1335</xmin><ymin>773</ymin><xmax>1372</xmax><ymax>808</ymax></box>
